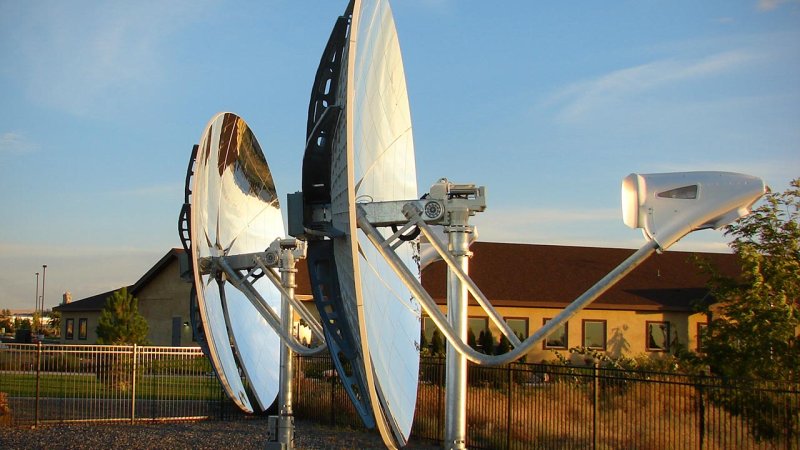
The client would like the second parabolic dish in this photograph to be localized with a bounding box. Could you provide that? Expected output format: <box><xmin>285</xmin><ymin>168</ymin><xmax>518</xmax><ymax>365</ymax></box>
<box><xmin>190</xmin><ymin>112</ymin><xmax>285</xmax><ymax>413</ymax></box>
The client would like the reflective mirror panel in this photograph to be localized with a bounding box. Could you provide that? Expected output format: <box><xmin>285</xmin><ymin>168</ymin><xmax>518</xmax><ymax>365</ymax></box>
<box><xmin>191</xmin><ymin>112</ymin><xmax>283</xmax><ymax>412</ymax></box>
<box><xmin>332</xmin><ymin>0</ymin><xmax>421</xmax><ymax>443</ymax></box>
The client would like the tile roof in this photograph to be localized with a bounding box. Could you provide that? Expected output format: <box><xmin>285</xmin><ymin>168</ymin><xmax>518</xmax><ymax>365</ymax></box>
<box><xmin>54</xmin><ymin>288</ymin><xmax>128</xmax><ymax>312</ymax></box>
<box><xmin>57</xmin><ymin>242</ymin><xmax>739</xmax><ymax>314</ymax></box>
<box><xmin>420</xmin><ymin>242</ymin><xmax>740</xmax><ymax>312</ymax></box>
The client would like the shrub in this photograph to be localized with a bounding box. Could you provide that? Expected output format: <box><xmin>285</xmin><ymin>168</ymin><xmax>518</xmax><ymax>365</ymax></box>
<box><xmin>0</xmin><ymin>392</ymin><xmax>11</xmax><ymax>425</ymax></box>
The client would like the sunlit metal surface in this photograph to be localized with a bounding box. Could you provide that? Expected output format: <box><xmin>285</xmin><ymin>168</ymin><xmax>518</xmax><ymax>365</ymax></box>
<box><xmin>331</xmin><ymin>0</ymin><xmax>421</xmax><ymax>444</ymax></box>
<box><xmin>191</xmin><ymin>112</ymin><xmax>283</xmax><ymax>412</ymax></box>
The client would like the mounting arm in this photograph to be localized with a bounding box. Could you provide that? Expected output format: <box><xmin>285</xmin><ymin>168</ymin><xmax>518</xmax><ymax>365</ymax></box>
<box><xmin>358</xmin><ymin>207</ymin><xmax>658</xmax><ymax>365</ymax></box>
<box><xmin>209</xmin><ymin>239</ymin><xmax>327</xmax><ymax>356</ymax></box>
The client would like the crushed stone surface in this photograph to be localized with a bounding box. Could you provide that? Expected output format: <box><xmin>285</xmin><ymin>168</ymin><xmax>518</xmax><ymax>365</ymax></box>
<box><xmin>0</xmin><ymin>419</ymin><xmax>440</xmax><ymax>449</ymax></box>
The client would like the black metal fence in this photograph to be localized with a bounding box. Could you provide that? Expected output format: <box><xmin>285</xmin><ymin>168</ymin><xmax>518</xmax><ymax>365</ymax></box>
<box><xmin>3</xmin><ymin>345</ymin><xmax>798</xmax><ymax>449</ymax></box>
<box><xmin>294</xmin><ymin>355</ymin><xmax>800</xmax><ymax>450</ymax></box>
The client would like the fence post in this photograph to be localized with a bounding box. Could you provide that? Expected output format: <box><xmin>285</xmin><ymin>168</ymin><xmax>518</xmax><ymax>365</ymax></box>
<box><xmin>438</xmin><ymin>357</ymin><xmax>444</xmax><ymax>442</ymax></box>
<box><xmin>131</xmin><ymin>344</ymin><xmax>137</xmax><ymax>423</ymax></box>
<box><xmin>506</xmin><ymin>364</ymin><xmax>513</xmax><ymax>450</ymax></box>
<box><xmin>35</xmin><ymin>342</ymin><xmax>42</xmax><ymax>428</ymax></box>
<box><xmin>593</xmin><ymin>362</ymin><xmax>599</xmax><ymax>450</ymax></box>
<box><xmin>330</xmin><ymin>372</ymin><xmax>336</xmax><ymax>426</ymax></box>
<box><xmin>785</xmin><ymin>396</ymin><xmax>792</xmax><ymax>450</ymax></box>
<box><xmin>697</xmin><ymin>383</ymin><xmax>705</xmax><ymax>450</ymax></box>
<box><xmin>219</xmin><ymin>381</ymin><xmax>225</xmax><ymax>420</ymax></box>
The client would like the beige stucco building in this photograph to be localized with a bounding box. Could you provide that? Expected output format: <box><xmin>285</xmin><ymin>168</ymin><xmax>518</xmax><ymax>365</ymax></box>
<box><xmin>54</xmin><ymin>243</ymin><xmax>738</xmax><ymax>361</ymax></box>
<box><xmin>54</xmin><ymin>249</ymin><xmax>193</xmax><ymax>346</ymax></box>
<box><xmin>421</xmin><ymin>242</ymin><xmax>738</xmax><ymax>363</ymax></box>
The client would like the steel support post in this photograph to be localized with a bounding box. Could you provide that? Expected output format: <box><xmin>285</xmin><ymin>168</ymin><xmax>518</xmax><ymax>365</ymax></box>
<box><xmin>279</xmin><ymin>250</ymin><xmax>297</xmax><ymax>450</ymax></box>
<box><xmin>445</xmin><ymin>208</ymin><xmax>472</xmax><ymax>450</ymax></box>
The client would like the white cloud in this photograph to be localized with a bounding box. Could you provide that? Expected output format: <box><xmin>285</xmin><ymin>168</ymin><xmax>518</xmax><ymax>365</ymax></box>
<box><xmin>471</xmin><ymin>206</ymin><xmax>623</xmax><ymax>245</ymax></box>
<box><xmin>0</xmin><ymin>132</ymin><xmax>37</xmax><ymax>155</ymax></box>
<box><xmin>757</xmin><ymin>0</ymin><xmax>800</xmax><ymax>11</ymax></box>
<box><xmin>469</xmin><ymin>205</ymin><xmax>738</xmax><ymax>253</ymax></box>
<box><xmin>545</xmin><ymin>51</ymin><xmax>755</xmax><ymax>123</ymax></box>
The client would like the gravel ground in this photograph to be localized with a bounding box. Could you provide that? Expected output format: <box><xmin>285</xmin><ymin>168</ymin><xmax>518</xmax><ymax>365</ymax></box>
<box><xmin>0</xmin><ymin>419</ymin><xmax>440</xmax><ymax>449</ymax></box>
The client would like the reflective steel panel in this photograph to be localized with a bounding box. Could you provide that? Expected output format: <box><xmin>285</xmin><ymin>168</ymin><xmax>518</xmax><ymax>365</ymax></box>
<box><xmin>331</xmin><ymin>0</ymin><xmax>421</xmax><ymax>444</ymax></box>
<box><xmin>191</xmin><ymin>112</ymin><xmax>283</xmax><ymax>412</ymax></box>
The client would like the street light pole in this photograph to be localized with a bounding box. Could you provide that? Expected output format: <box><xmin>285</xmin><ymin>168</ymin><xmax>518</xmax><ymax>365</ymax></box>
<box><xmin>41</xmin><ymin>264</ymin><xmax>47</xmax><ymax>335</ymax></box>
<box><xmin>34</xmin><ymin>272</ymin><xmax>40</xmax><ymax>334</ymax></box>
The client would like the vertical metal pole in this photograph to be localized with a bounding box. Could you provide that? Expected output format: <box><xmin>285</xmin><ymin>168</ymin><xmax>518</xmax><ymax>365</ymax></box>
<box><xmin>35</xmin><ymin>341</ymin><xmax>41</xmax><ymax>427</ymax></box>
<box><xmin>698</xmin><ymin>382</ymin><xmax>705</xmax><ymax>450</ymax></box>
<box><xmin>506</xmin><ymin>364</ymin><xmax>512</xmax><ymax>449</ymax></box>
<box><xmin>593</xmin><ymin>361</ymin><xmax>599</xmax><ymax>449</ymax></box>
<box><xmin>279</xmin><ymin>250</ymin><xmax>297</xmax><ymax>449</ymax></box>
<box><xmin>41</xmin><ymin>265</ymin><xmax>47</xmax><ymax>332</ymax></box>
<box><xmin>34</xmin><ymin>273</ymin><xmax>39</xmax><ymax>335</ymax></box>
<box><xmin>131</xmin><ymin>344</ymin><xmax>137</xmax><ymax>423</ymax></box>
<box><xmin>445</xmin><ymin>208</ymin><xmax>472</xmax><ymax>450</ymax></box>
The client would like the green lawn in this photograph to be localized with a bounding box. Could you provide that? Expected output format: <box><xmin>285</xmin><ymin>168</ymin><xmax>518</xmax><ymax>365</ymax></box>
<box><xmin>0</xmin><ymin>372</ymin><xmax>221</xmax><ymax>400</ymax></box>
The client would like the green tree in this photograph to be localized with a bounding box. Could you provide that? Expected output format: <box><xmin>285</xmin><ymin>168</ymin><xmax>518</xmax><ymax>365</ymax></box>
<box><xmin>693</xmin><ymin>179</ymin><xmax>799</xmax><ymax>441</ymax></box>
<box><xmin>696</xmin><ymin>179</ymin><xmax>799</xmax><ymax>381</ymax></box>
<box><xmin>46</xmin><ymin>310</ymin><xmax>61</xmax><ymax>337</ymax></box>
<box><xmin>467</xmin><ymin>327</ymin><xmax>477</xmax><ymax>350</ymax></box>
<box><xmin>496</xmin><ymin>334</ymin><xmax>511</xmax><ymax>355</ymax></box>
<box><xmin>419</xmin><ymin>329</ymin><xmax>429</xmax><ymax>354</ymax></box>
<box><xmin>14</xmin><ymin>319</ymin><xmax>32</xmax><ymax>343</ymax></box>
<box><xmin>96</xmin><ymin>287</ymin><xmax>150</xmax><ymax>345</ymax></box>
<box><xmin>0</xmin><ymin>309</ymin><xmax>13</xmax><ymax>334</ymax></box>
<box><xmin>430</xmin><ymin>329</ymin><xmax>444</xmax><ymax>356</ymax></box>
<box><xmin>479</xmin><ymin>329</ymin><xmax>495</xmax><ymax>355</ymax></box>
<box><xmin>31</xmin><ymin>311</ymin><xmax>42</xmax><ymax>334</ymax></box>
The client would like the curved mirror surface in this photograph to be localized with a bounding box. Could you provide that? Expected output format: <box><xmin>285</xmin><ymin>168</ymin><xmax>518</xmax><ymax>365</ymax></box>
<box><xmin>191</xmin><ymin>112</ymin><xmax>283</xmax><ymax>412</ymax></box>
<box><xmin>333</xmin><ymin>0</ymin><xmax>421</xmax><ymax>442</ymax></box>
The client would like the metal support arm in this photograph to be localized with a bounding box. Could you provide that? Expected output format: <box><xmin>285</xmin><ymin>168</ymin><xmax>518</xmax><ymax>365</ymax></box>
<box><xmin>254</xmin><ymin>257</ymin><xmax>326</xmax><ymax>341</ymax></box>
<box><xmin>356</xmin><ymin>205</ymin><xmax>659</xmax><ymax>366</ymax></box>
<box><xmin>202</xmin><ymin>249</ymin><xmax>326</xmax><ymax>344</ymax></box>
<box><xmin>217</xmin><ymin>257</ymin><xmax>327</xmax><ymax>356</ymax></box>
<box><xmin>404</xmin><ymin>204</ymin><xmax>522</xmax><ymax>348</ymax></box>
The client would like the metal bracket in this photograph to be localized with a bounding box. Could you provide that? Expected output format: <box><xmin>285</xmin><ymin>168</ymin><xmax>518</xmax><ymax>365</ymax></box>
<box><xmin>177</xmin><ymin>144</ymin><xmax>198</xmax><ymax>283</ymax></box>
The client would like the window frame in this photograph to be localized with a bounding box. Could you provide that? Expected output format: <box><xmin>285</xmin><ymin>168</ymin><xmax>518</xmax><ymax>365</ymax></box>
<box><xmin>78</xmin><ymin>318</ymin><xmax>88</xmax><ymax>341</ymax></box>
<box><xmin>542</xmin><ymin>318</ymin><xmax>568</xmax><ymax>350</ymax></box>
<box><xmin>65</xmin><ymin>318</ymin><xmax>74</xmax><ymax>340</ymax></box>
<box><xmin>421</xmin><ymin>315</ymin><xmax>436</xmax><ymax>346</ymax></box>
<box><xmin>582</xmin><ymin>319</ymin><xmax>607</xmax><ymax>351</ymax></box>
<box><xmin>504</xmin><ymin>317</ymin><xmax>529</xmax><ymax>341</ymax></box>
<box><xmin>468</xmin><ymin>316</ymin><xmax>489</xmax><ymax>351</ymax></box>
<box><xmin>645</xmin><ymin>321</ymin><xmax>671</xmax><ymax>352</ymax></box>
<box><xmin>696</xmin><ymin>322</ymin><xmax>708</xmax><ymax>353</ymax></box>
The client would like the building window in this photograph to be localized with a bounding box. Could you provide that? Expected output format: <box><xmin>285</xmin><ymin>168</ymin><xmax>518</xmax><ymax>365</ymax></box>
<box><xmin>469</xmin><ymin>317</ymin><xmax>489</xmax><ymax>351</ymax></box>
<box><xmin>422</xmin><ymin>316</ymin><xmax>436</xmax><ymax>344</ymax></box>
<box><xmin>543</xmin><ymin>318</ymin><xmax>568</xmax><ymax>349</ymax></box>
<box><xmin>582</xmin><ymin>320</ymin><xmax>607</xmax><ymax>350</ymax></box>
<box><xmin>646</xmin><ymin>321</ymin><xmax>670</xmax><ymax>352</ymax></box>
<box><xmin>696</xmin><ymin>322</ymin><xmax>708</xmax><ymax>353</ymax></box>
<box><xmin>505</xmin><ymin>317</ymin><xmax>529</xmax><ymax>340</ymax></box>
<box><xmin>65</xmin><ymin>319</ymin><xmax>74</xmax><ymax>340</ymax></box>
<box><xmin>78</xmin><ymin>318</ymin><xmax>88</xmax><ymax>340</ymax></box>
<box><xmin>468</xmin><ymin>317</ymin><xmax>488</xmax><ymax>335</ymax></box>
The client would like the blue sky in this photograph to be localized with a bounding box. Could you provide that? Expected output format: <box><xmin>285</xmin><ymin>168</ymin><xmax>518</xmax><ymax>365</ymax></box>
<box><xmin>1</xmin><ymin>0</ymin><xmax>798</xmax><ymax>311</ymax></box>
